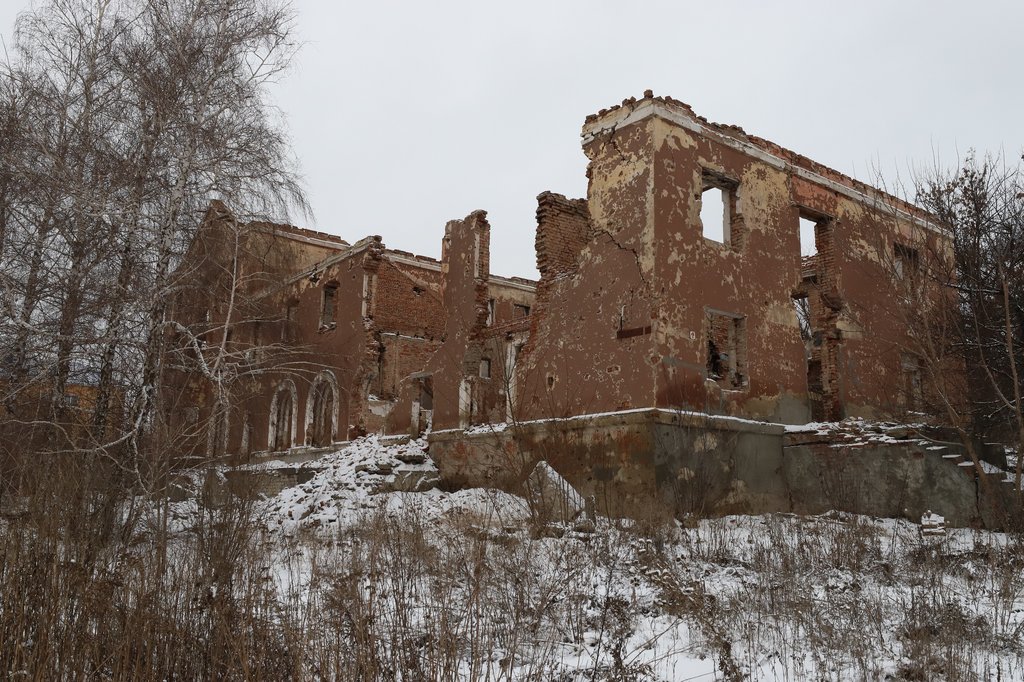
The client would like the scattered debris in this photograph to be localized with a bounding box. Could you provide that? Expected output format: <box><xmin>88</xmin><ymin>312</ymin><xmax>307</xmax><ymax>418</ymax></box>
<box><xmin>920</xmin><ymin>510</ymin><xmax>946</xmax><ymax>537</ymax></box>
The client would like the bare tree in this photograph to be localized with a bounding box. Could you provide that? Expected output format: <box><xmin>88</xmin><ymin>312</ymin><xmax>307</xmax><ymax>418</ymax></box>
<box><xmin>880</xmin><ymin>153</ymin><xmax>1024</xmax><ymax>500</ymax></box>
<box><xmin>0</xmin><ymin>0</ymin><xmax>308</xmax><ymax>489</ymax></box>
<box><xmin>917</xmin><ymin>154</ymin><xmax>1024</xmax><ymax>493</ymax></box>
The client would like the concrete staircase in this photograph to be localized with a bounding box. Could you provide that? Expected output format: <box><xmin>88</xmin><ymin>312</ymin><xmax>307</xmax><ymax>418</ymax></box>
<box><xmin>904</xmin><ymin>432</ymin><xmax>1020</xmax><ymax>496</ymax></box>
<box><xmin>783</xmin><ymin>420</ymin><xmax>1021</xmax><ymax>517</ymax></box>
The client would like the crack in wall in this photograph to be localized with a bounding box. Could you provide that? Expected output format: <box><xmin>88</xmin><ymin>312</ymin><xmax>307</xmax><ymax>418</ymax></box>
<box><xmin>591</xmin><ymin>227</ymin><xmax>650</xmax><ymax>290</ymax></box>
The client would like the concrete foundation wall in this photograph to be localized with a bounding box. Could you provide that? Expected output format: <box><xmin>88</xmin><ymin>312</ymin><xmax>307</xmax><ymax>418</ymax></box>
<box><xmin>429</xmin><ymin>409</ymin><xmax>785</xmax><ymax>518</ymax></box>
<box><xmin>428</xmin><ymin>409</ymin><xmax>1016</xmax><ymax>527</ymax></box>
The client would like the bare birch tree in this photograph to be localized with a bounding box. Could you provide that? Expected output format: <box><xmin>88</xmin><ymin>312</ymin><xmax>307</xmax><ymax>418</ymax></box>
<box><xmin>0</xmin><ymin>0</ymin><xmax>307</xmax><ymax>489</ymax></box>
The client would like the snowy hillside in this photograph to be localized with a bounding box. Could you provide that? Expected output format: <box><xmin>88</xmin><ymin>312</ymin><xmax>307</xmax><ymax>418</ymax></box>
<box><xmin>232</xmin><ymin>436</ymin><xmax>1024</xmax><ymax>681</ymax></box>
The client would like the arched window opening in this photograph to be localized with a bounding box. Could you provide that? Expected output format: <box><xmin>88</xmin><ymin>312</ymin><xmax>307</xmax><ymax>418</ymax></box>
<box><xmin>268</xmin><ymin>379</ymin><xmax>297</xmax><ymax>451</ymax></box>
<box><xmin>305</xmin><ymin>371</ymin><xmax>338</xmax><ymax>447</ymax></box>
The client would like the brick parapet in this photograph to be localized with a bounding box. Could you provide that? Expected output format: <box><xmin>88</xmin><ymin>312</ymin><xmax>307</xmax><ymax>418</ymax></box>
<box><xmin>535</xmin><ymin>191</ymin><xmax>591</xmax><ymax>278</ymax></box>
<box><xmin>583</xmin><ymin>90</ymin><xmax>939</xmax><ymax>232</ymax></box>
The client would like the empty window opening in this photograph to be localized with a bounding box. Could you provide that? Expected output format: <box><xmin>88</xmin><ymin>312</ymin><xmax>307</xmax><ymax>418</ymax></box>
<box><xmin>418</xmin><ymin>378</ymin><xmax>433</xmax><ymax>410</ymax></box>
<box><xmin>504</xmin><ymin>342</ymin><xmax>525</xmax><ymax>423</ymax></box>
<box><xmin>792</xmin><ymin>291</ymin><xmax>826</xmax><ymax>420</ymax></box>
<box><xmin>901</xmin><ymin>353</ymin><xmax>924</xmax><ymax>411</ymax></box>
<box><xmin>269</xmin><ymin>382</ymin><xmax>296</xmax><ymax>451</ymax></box>
<box><xmin>514</xmin><ymin>304</ymin><xmax>531</xmax><ymax>318</ymax></box>
<box><xmin>699</xmin><ymin>171</ymin><xmax>740</xmax><ymax>246</ymax></box>
<box><xmin>321</xmin><ymin>283</ymin><xmax>338</xmax><ymax>328</ymax></box>
<box><xmin>799</xmin><ymin>217</ymin><xmax>818</xmax><ymax>257</ymax></box>
<box><xmin>409</xmin><ymin>372</ymin><xmax>434</xmax><ymax>436</ymax></box>
<box><xmin>486</xmin><ymin>299</ymin><xmax>495</xmax><ymax>325</ymax></box>
<box><xmin>307</xmin><ymin>373</ymin><xmax>337</xmax><ymax>447</ymax></box>
<box><xmin>807</xmin><ymin>358</ymin><xmax>824</xmax><ymax>421</ymax></box>
<box><xmin>458</xmin><ymin>378</ymin><xmax>472</xmax><ymax>428</ymax></box>
<box><xmin>792</xmin><ymin>295</ymin><xmax>812</xmax><ymax>345</ymax></box>
<box><xmin>361</xmin><ymin>273</ymin><xmax>376</xmax><ymax>318</ymax></box>
<box><xmin>282</xmin><ymin>301</ymin><xmax>298</xmax><ymax>342</ymax></box>
<box><xmin>705</xmin><ymin>311</ymin><xmax>746</xmax><ymax>389</ymax></box>
<box><xmin>240</xmin><ymin>412</ymin><xmax>252</xmax><ymax>457</ymax></box>
<box><xmin>799</xmin><ymin>211</ymin><xmax>834</xmax><ymax>282</ymax></box>
<box><xmin>411</xmin><ymin>375</ymin><xmax>434</xmax><ymax>437</ymax></box>
<box><xmin>208</xmin><ymin>403</ymin><xmax>229</xmax><ymax>457</ymax></box>
<box><xmin>474</xmin><ymin>233</ymin><xmax>482</xmax><ymax>278</ymax></box>
<box><xmin>479</xmin><ymin>358</ymin><xmax>491</xmax><ymax>379</ymax></box>
<box><xmin>894</xmin><ymin>243</ymin><xmax>920</xmax><ymax>280</ymax></box>
<box><xmin>700</xmin><ymin>185</ymin><xmax>728</xmax><ymax>244</ymax></box>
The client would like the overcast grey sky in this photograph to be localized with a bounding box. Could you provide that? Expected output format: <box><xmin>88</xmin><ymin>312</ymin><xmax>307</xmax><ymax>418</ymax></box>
<box><xmin>4</xmin><ymin>1</ymin><xmax>1022</xmax><ymax>278</ymax></box>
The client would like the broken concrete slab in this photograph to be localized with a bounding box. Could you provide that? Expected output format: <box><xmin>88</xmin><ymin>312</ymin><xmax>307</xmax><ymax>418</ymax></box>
<box><xmin>526</xmin><ymin>460</ymin><xmax>586</xmax><ymax>525</ymax></box>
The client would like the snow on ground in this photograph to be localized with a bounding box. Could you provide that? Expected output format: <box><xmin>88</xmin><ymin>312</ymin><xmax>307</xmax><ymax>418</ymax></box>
<box><xmin>259</xmin><ymin>435</ymin><xmax>529</xmax><ymax>534</ymax></box>
<box><xmin>960</xmin><ymin>458</ymin><xmax>1006</xmax><ymax>474</ymax></box>
<box><xmin>783</xmin><ymin>417</ymin><xmax>933</xmax><ymax>448</ymax></box>
<box><xmin>240</xmin><ymin>435</ymin><xmax>1024</xmax><ymax>681</ymax></box>
<box><xmin>1007</xmin><ymin>451</ymin><xmax>1022</xmax><ymax>489</ymax></box>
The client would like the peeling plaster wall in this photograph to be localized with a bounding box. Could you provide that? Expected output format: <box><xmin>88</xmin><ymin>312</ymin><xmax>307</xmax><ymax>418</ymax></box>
<box><xmin>518</xmin><ymin>126</ymin><xmax>661</xmax><ymax>420</ymax></box>
<box><xmin>649</xmin><ymin>115</ymin><xmax>811</xmax><ymax>422</ymax></box>
<box><xmin>520</xmin><ymin>93</ymin><xmax>952</xmax><ymax>425</ymax></box>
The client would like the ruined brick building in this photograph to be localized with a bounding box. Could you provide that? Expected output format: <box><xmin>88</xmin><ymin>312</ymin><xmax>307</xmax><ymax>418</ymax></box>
<box><xmin>385</xmin><ymin>92</ymin><xmax>948</xmax><ymax>438</ymax></box>
<box><xmin>166</xmin><ymin>204</ymin><xmax>535</xmax><ymax>457</ymax></box>
<box><xmin>508</xmin><ymin>92</ymin><xmax>948</xmax><ymax>427</ymax></box>
<box><xmin>171</xmin><ymin>91</ymin><xmax>948</xmax><ymax>459</ymax></box>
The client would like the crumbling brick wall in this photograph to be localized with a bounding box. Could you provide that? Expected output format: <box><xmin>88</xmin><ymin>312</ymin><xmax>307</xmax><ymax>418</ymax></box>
<box><xmin>369</xmin><ymin>260</ymin><xmax>445</xmax><ymax>340</ymax></box>
<box><xmin>376</xmin><ymin>334</ymin><xmax>441</xmax><ymax>399</ymax></box>
<box><xmin>512</xmin><ymin>192</ymin><xmax>593</xmax><ymax>414</ymax></box>
<box><xmin>386</xmin><ymin>211</ymin><xmax>493</xmax><ymax>434</ymax></box>
<box><xmin>171</xmin><ymin>215</ymin><xmax>467</xmax><ymax>455</ymax></box>
<box><xmin>517</xmin><ymin>119</ymin><xmax>664</xmax><ymax>420</ymax></box>
<box><xmin>535</xmin><ymin>191</ymin><xmax>591</xmax><ymax>275</ymax></box>
<box><xmin>520</xmin><ymin>92</ymin><xmax>952</xmax><ymax>424</ymax></box>
<box><xmin>173</xmin><ymin>92</ymin><xmax>949</xmax><ymax>457</ymax></box>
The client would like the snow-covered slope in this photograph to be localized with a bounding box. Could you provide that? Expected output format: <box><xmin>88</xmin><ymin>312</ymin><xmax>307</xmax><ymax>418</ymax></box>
<box><xmin>246</xmin><ymin>435</ymin><xmax>1024</xmax><ymax>681</ymax></box>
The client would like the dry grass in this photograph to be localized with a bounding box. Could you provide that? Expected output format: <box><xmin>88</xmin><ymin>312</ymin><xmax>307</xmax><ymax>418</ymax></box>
<box><xmin>2</xmin><ymin>458</ymin><xmax>1023</xmax><ymax>680</ymax></box>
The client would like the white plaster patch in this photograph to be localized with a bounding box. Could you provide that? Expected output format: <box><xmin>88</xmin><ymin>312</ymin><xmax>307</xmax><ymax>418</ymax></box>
<box><xmin>694</xmin><ymin>432</ymin><xmax>719</xmax><ymax>453</ymax></box>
